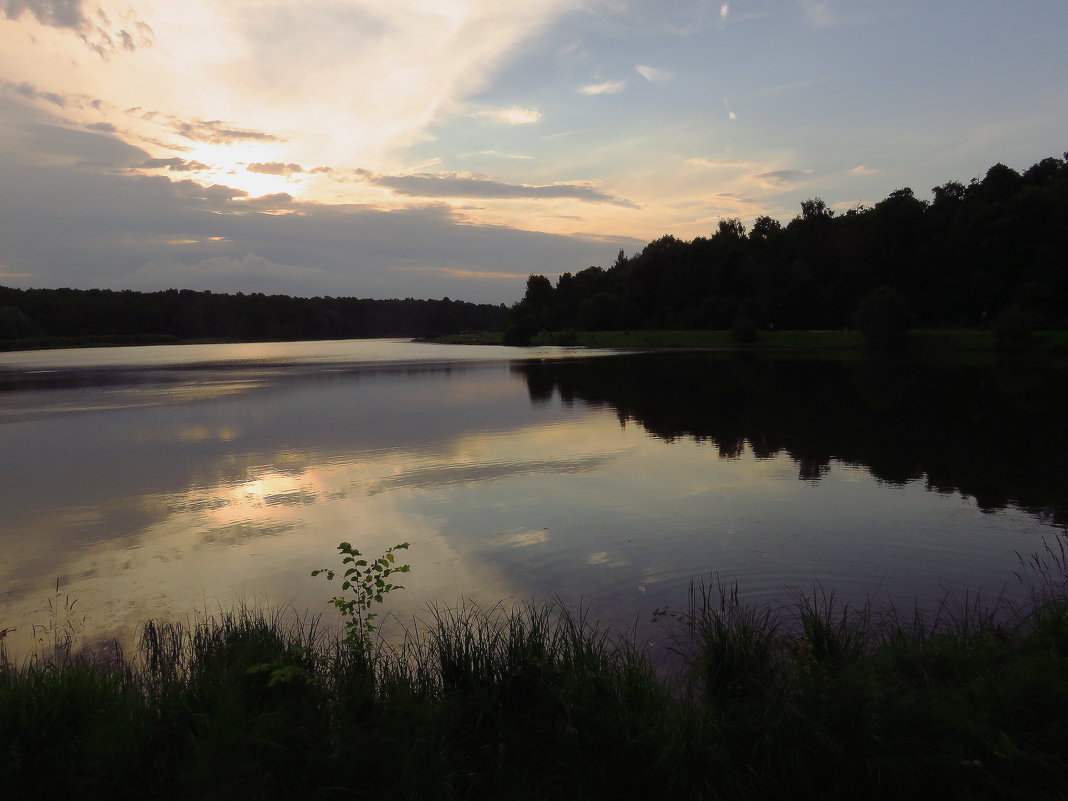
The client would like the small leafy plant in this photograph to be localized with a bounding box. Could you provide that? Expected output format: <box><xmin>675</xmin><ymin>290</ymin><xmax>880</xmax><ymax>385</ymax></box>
<box><xmin>312</xmin><ymin>541</ymin><xmax>411</xmax><ymax>651</ymax></box>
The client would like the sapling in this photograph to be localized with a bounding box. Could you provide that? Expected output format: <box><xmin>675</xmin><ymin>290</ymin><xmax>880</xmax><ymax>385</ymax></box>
<box><xmin>312</xmin><ymin>541</ymin><xmax>411</xmax><ymax>651</ymax></box>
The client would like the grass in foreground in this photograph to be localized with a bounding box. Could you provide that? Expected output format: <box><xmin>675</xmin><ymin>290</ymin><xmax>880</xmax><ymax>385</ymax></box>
<box><xmin>4</xmin><ymin>569</ymin><xmax>1068</xmax><ymax>800</ymax></box>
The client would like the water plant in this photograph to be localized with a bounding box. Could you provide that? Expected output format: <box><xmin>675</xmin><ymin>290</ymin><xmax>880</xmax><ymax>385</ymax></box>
<box><xmin>312</xmin><ymin>540</ymin><xmax>411</xmax><ymax>650</ymax></box>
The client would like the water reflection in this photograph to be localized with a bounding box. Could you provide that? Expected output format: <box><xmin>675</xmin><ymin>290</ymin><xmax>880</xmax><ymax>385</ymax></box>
<box><xmin>518</xmin><ymin>353</ymin><xmax>1068</xmax><ymax>523</ymax></box>
<box><xmin>0</xmin><ymin>344</ymin><xmax>1062</xmax><ymax>661</ymax></box>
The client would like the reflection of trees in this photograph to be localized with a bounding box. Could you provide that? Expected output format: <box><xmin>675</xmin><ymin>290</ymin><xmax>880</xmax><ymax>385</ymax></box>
<box><xmin>516</xmin><ymin>354</ymin><xmax>1068</xmax><ymax>524</ymax></box>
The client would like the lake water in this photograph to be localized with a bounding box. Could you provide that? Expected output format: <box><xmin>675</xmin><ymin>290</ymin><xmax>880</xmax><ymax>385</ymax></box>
<box><xmin>1</xmin><ymin>339</ymin><xmax>1064</xmax><ymax>659</ymax></box>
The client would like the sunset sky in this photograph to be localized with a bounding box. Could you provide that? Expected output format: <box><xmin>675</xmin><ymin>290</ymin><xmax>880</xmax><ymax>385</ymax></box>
<box><xmin>2</xmin><ymin>0</ymin><xmax>1066</xmax><ymax>303</ymax></box>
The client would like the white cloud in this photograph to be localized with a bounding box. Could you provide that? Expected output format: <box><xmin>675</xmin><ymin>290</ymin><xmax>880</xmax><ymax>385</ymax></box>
<box><xmin>728</xmin><ymin>111</ymin><xmax>737</xmax><ymax>120</ymax></box>
<box><xmin>471</xmin><ymin>106</ymin><xmax>542</xmax><ymax>125</ymax></box>
<box><xmin>579</xmin><ymin>80</ymin><xmax>625</xmax><ymax>96</ymax></box>
<box><xmin>720</xmin><ymin>3</ymin><xmax>730</xmax><ymax>21</ymax></box>
<box><xmin>635</xmin><ymin>64</ymin><xmax>672</xmax><ymax>84</ymax></box>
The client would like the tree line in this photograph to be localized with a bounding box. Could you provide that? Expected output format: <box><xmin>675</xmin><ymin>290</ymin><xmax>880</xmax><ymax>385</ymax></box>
<box><xmin>507</xmin><ymin>152</ymin><xmax>1068</xmax><ymax>344</ymax></box>
<box><xmin>0</xmin><ymin>286</ymin><xmax>508</xmax><ymax>344</ymax></box>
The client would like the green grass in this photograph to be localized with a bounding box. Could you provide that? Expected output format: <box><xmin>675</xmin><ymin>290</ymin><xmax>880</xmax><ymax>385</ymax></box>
<box><xmin>4</xmin><ymin>567</ymin><xmax>1068</xmax><ymax>800</ymax></box>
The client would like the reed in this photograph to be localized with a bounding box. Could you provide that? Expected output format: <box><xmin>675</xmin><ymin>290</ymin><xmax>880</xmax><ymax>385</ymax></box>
<box><xmin>3</xmin><ymin>572</ymin><xmax>1068</xmax><ymax>799</ymax></box>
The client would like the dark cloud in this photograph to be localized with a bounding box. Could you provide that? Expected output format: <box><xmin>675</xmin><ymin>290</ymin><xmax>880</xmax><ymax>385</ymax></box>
<box><xmin>140</xmin><ymin>157</ymin><xmax>209</xmax><ymax>172</ymax></box>
<box><xmin>23</xmin><ymin>123</ymin><xmax>149</xmax><ymax>167</ymax></box>
<box><xmin>0</xmin><ymin>154</ymin><xmax>642</xmax><ymax>302</ymax></box>
<box><xmin>752</xmin><ymin>169</ymin><xmax>813</xmax><ymax>189</ymax></box>
<box><xmin>173</xmin><ymin>181</ymin><xmax>248</xmax><ymax>202</ymax></box>
<box><xmin>2</xmin><ymin>0</ymin><xmax>85</xmax><ymax>29</ymax></box>
<box><xmin>172</xmin><ymin>118</ymin><xmax>283</xmax><ymax>145</ymax></box>
<box><xmin>247</xmin><ymin>162</ymin><xmax>303</xmax><ymax>176</ymax></box>
<box><xmin>3</xmin><ymin>0</ymin><xmax>153</xmax><ymax>57</ymax></box>
<box><xmin>241</xmin><ymin>192</ymin><xmax>294</xmax><ymax>208</ymax></box>
<box><xmin>367</xmin><ymin>171</ymin><xmax>639</xmax><ymax>208</ymax></box>
<box><xmin>12</xmin><ymin>81</ymin><xmax>66</xmax><ymax>107</ymax></box>
<box><xmin>85</xmin><ymin>121</ymin><xmax>117</xmax><ymax>133</ymax></box>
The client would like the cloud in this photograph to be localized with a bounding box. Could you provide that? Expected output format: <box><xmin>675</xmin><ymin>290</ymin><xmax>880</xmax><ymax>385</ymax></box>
<box><xmin>687</xmin><ymin>157</ymin><xmax>753</xmax><ymax>168</ymax></box>
<box><xmin>166</xmin><ymin>179</ymin><xmax>248</xmax><ymax>202</ymax></box>
<box><xmin>579</xmin><ymin>80</ymin><xmax>625</xmax><ymax>96</ymax></box>
<box><xmin>85</xmin><ymin>121</ymin><xmax>116</xmax><ymax>133</ymax></box>
<box><xmin>720</xmin><ymin>3</ymin><xmax>730</xmax><ymax>21</ymax></box>
<box><xmin>849</xmin><ymin>165</ymin><xmax>881</xmax><ymax>175</ymax></box>
<box><xmin>798</xmin><ymin>0</ymin><xmax>837</xmax><ymax>27</ymax></box>
<box><xmin>247</xmin><ymin>162</ymin><xmax>304</xmax><ymax>176</ymax></box>
<box><xmin>4</xmin><ymin>0</ymin><xmax>154</xmax><ymax>57</ymax></box>
<box><xmin>0</xmin><ymin>156</ymin><xmax>640</xmax><ymax>303</ymax></box>
<box><xmin>635</xmin><ymin>64</ymin><xmax>672</xmax><ymax>84</ymax></box>
<box><xmin>171</xmin><ymin>118</ymin><xmax>283</xmax><ymax>145</ymax></box>
<box><xmin>2</xmin><ymin>0</ymin><xmax>85</xmax><ymax>30</ymax></box>
<box><xmin>713</xmin><ymin>192</ymin><xmax>758</xmax><ymax>203</ymax></box>
<box><xmin>751</xmin><ymin>169</ymin><xmax>814</xmax><ymax>189</ymax></box>
<box><xmin>471</xmin><ymin>106</ymin><xmax>542</xmax><ymax>125</ymax></box>
<box><xmin>240</xmin><ymin>192</ymin><xmax>295</xmax><ymax>209</ymax></box>
<box><xmin>22</xmin><ymin>122</ymin><xmax>149</xmax><ymax>167</ymax></box>
<box><xmin>140</xmin><ymin>157</ymin><xmax>209</xmax><ymax>172</ymax></box>
<box><xmin>11</xmin><ymin>81</ymin><xmax>66</xmax><ymax>107</ymax></box>
<box><xmin>457</xmin><ymin>150</ymin><xmax>532</xmax><ymax>161</ymax></box>
<box><xmin>366</xmin><ymin>171</ymin><xmax>638</xmax><ymax>207</ymax></box>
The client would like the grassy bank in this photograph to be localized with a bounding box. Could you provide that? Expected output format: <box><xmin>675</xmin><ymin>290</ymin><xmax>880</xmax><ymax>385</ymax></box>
<box><xmin>4</xmin><ymin>570</ymin><xmax>1068</xmax><ymax>800</ymax></box>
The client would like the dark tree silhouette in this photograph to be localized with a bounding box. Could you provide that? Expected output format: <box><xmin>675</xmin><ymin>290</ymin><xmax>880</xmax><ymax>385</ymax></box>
<box><xmin>505</xmin><ymin>152</ymin><xmax>1068</xmax><ymax>335</ymax></box>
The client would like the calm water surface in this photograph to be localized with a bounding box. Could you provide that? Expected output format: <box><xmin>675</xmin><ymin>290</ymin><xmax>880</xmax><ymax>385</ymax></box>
<box><xmin>1</xmin><ymin>339</ymin><xmax>1063</xmax><ymax>658</ymax></box>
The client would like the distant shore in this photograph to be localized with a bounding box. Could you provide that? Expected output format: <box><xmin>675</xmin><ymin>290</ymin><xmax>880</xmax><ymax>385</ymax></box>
<box><xmin>426</xmin><ymin>328</ymin><xmax>1068</xmax><ymax>354</ymax></box>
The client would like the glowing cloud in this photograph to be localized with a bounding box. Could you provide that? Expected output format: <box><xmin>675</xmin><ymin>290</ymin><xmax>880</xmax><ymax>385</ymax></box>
<box><xmin>850</xmin><ymin>165</ymin><xmax>881</xmax><ymax>175</ymax></box>
<box><xmin>472</xmin><ymin>106</ymin><xmax>542</xmax><ymax>125</ymax></box>
<box><xmin>580</xmin><ymin>80</ymin><xmax>625</xmax><ymax>96</ymax></box>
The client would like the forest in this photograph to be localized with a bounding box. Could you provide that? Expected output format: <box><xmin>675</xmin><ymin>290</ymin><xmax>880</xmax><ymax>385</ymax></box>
<box><xmin>507</xmin><ymin>153</ymin><xmax>1068</xmax><ymax>344</ymax></box>
<box><xmin>0</xmin><ymin>286</ymin><xmax>508</xmax><ymax>345</ymax></box>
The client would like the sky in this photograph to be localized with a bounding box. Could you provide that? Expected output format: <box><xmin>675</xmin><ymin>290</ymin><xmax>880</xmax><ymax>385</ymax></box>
<box><xmin>1</xmin><ymin>1</ymin><xmax>1066</xmax><ymax>303</ymax></box>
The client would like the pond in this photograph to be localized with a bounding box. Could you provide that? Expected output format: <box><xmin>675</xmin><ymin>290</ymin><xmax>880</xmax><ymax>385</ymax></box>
<box><xmin>1</xmin><ymin>339</ymin><xmax>1064</xmax><ymax>659</ymax></box>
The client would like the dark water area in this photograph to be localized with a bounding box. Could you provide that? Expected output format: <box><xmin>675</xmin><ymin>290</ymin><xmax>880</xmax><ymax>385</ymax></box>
<box><xmin>519</xmin><ymin>352</ymin><xmax>1068</xmax><ymax>526</ymax></box>
<box><xmin>0</xmin><ymin>340</ymin><xmax>1064</xmax><ymax>659</ymax></box>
